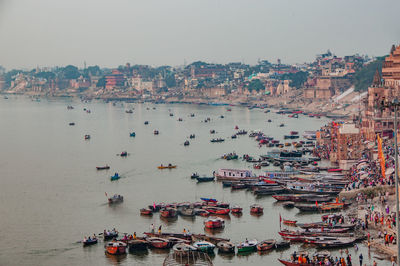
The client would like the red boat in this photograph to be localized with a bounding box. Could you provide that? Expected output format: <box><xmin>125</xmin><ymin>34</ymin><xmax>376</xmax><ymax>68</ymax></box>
<box><xmin>204</xmin><ymin>217</ymin><xmax>225</xmax><ymax>229</ymax></box>
<box><xmin>290</xmin><ymin>131</ymin><xmax>298</xmax><ymax>135</ymax></box>
<box><xmin>278</xmin><ymin>259</ymin><xmax>312</xmax><ymax>266</ymax></box>
<box><xmin>250</xmin><ymin>204</ymin><xmax>263</xmax><ymax>214</ymax></box>
<box><xmin>140</xmin><ymin>208</ymin><xmax>153</xmax><ymax>215</ymax></box>
<box><xmin>205</xmin><ymin>207</ymin><xmax>230</xmax><ymax>215</ymax></box>
<box><xmin>105</xmin><ymin>241</ymin><xmax>127</xmax><ymax>255</ymax></box>
<box><xmin>160</xmin><ymin>208</ymin><xmax>178</xmax><ymax>218</ymax></box>
<box><xmin>327</xmin><ymin>168</ymin><xmax>342</xmax><ymax>172</ymax></box>
<box><xmin>231</xmin><ymin>206</ymin><xmax>243</xmax><ymax>213</ymax></box>
<box><xmin>257</xmin><ymin>239</ymin><xmax>276</xmax><ymax>251</ymax></box>
<box><xmin>147</xmin><ymin>237</ymin><xmax>170</xmax><ymax>249</ymax></box>
<box><xmin>283</xmin><ymin>219</ymin><xmax>297</xmax><ymax>226</ymax></box>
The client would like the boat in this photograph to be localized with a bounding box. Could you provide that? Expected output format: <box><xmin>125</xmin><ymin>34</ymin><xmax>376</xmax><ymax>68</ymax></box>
<box><xmin>237</xmin><ymin>239</ymin><xmax>257</xmax><ymax>252</ymax></box>
<box><xmin>96</xmin><ymin>165</ymin><xmax>110</xmax><ymax>170</ymax></box>
<box><xmin>106</xmin><ymin>241</ymin><xmax>127</xmax><ymax>255</ymax></box>
<box><xmin>189</xmin><ymin>134</ymin><xmax>195</xmax><ymax>139</ymax></box>
<box><xmin>196</xmin><ymin>176</ymin><xmax>214</xmax><ymax>182</ymax></box>
<box><xmin>313</xmin><ymin>238</ymin><xmax>357</xmax><ymax>248</ymax></box>
<box><xmin>210</xmin><ymin>129</ymin><xmax>216</xmax><ymax>134</ymax></box>
<box><xmin>144</xmin><ymin>232</ymin><xmax>192</xmax><ymax>241</ymax></box>
<box><xmin>108</xmin><ymin>194</ymin><xmax>123</xmax><ymax>204</ymax></box>
<box><xmin>205</xmin><ymin>207</ymin><xmax>230</xmax><ymax>215</ymax></box>
<box><xmin>191</xmin><ymin>234</ymin><xmax>230</xmax><ymax>245</ymax></box>
<box><xmin>193</xmin><ymin>241</ymin><xmax>215</xmax><ymax>253</ymax></box>
<box><xmin>104</xmin><ymin>231</ymin><xmax>119</xmax><ymax>241</ymax></box>
<box><xmin>215</xmin><ymin>168</ymin><xmax>254</xmax><ymax>181</ymax></box>
<box><xmin>290</xmin><ymin>131</ymin><xmax>298</xmax><ymax>135</ymax></box>
<box><xmin>179</xmin><ymin>208</ymin><xmax>196</xmax><ymax>217</ymax></box>
<box><xmin>69</xmin><ymin>122</ymin><xmax>75</xmax><ymax>126</ymax></box>
<box><xmin>147</xmin><ymin>237</ymin><xmax>170</xmax><ymax>249</ymax></box>
<box><xmin>279</xmin><ymin>124</ymin><xmax>285</xmax><ymax>127</ymax></box>
<box><xmin>216</xmin><ymin>241</ymin><xmax>235</xmax><ymax>253</ymax></box>
<box><xmin>130</xmin><ymin>132</ymin><xmax>136</xmax><ymax>137</ymax></box>
<box><xmin>275</xmin><ymin>240</ymin><xmax>290</xmax><ymax>249</ymax></box>
<box><xmin>83</xmin><ymin>237</ymin><xmax>98</xmax><ymax>247</ymax></box>
<box><xmin>256</xmin><ymin>239</ymin><xmax>276</xmax><ymax>251</ymax></box>
<box><xmin>172</xmin><ymin>243</ymin><xmax>197</xmax><ymax>255</ymax></box>
<box><xmin>84</xmin><ymin>134</ymin><xmax>90</xmax><ymax>140</ymax></box>
<box><xmin>140</xmin><ymin>208</ymin><xmax>153</xmax><ymax>215</ymax></box>
<box><xmin>191</xmin><ymin>172</ymin><xmax>199</xmax><ymax>179</ymax></box>
<box><xmin>231</xmin><ymin>206</ymin><xmax>242</xmax><ymax>213</ymax></box>
<box><xmin>231</xmin><ymin>134</ymin><xmax>237</xmax><ymax>139</ymax></box>
<box><xmin>283</xmin><ymin>219</ymin><xmax>297</xmax><ymax>226</ymax></box>
<box><xmin>110</xmin><ymin>173</ymin><xmax>120</xmax><ymax>181</ymax></box>
<box><xmin>144</xmin><ymin>121</ymin><xmax>149</xmax><ymax>125</ymax></box>
<box><xmin>128</xmin><ymin>239</ymin><xmax>148</xmax><ymax>252</ymax></box>
<box><xmin>160</xmin><ymin>208</ymin><xmax>178</xmax><ymax>218</ymax></box>
<box><xmin>250</xmin><ymin>204</ymin><xmax>263</xmax><ymax>214</ymax></box>
<box><xmin>210</xmin><ymin>138</ymin><xmax>224</xmax><ymax>143</ymax></box>
<box><xmin>120</xmin><ymin>151</ymin><xmax>128</xmax><ymax>157</ymax></box>
<box><xmin>154</xmin><ymin>130</ymin><xmax>159</xmax><ymax>135</ymax></box>
<box><xmin>327</xmin><ymin>168</ymin><xmax>342</xmax><ymax>172</ymax></box>
<box><xmin>204</xmin><ymin>217</ymin><xmax>225</xmax><ymax>229</ymax></box>
<box><xmin>284</xmin><ymin>135</ymin><xmax>299</xmax><ymax>139</ymax></box>
<box><xmin>178</xmin><ymin>118</ymin><xmax>183</xmax><ymax>121</ymax></box>
<box><xmin>125</xmin><ymin>110</ymin><xmax>133</xmax><ymax>114</ymax></box>
<box><xmin>294</xmin><ymin>202</ymin><xmax>349</xmax><ymax>212</ymax></box>
<box><xmin>158</xmin><ymin>164</ymin><xmax>177</xmax><ymax>169</ymax></box>
<box><xmin>184</xmin><ymin>140</ymin><xmax>190</xmax><ymax>146</ymax></box>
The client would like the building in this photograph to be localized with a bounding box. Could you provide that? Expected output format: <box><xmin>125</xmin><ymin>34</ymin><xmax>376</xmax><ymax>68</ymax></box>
<box><xmin>105</xmin><ymin>70</ymin><xmax>125</xmax><ymax>89</ymax></box>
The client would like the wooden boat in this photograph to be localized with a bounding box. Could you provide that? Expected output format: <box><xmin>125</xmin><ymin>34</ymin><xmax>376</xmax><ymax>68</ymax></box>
<box><xmin>154</xmin><ymin>130</ymin><xmax>159</xmax><ymax>135</ymax></box>
<box><xmin>110</xmin><ymin>173</ymin><xmax>120</xmax><ymax>181</ymax></box>
<box><xmin>196</xmin><ymin>176</ymin><xmax>215</xmax><ymax>182</ymax></box>
<box><xmin>283</xmin><ymin>202</ymin><xmax>295</xmax><ymax>208</ymax></box>
<box><xmin>278</xmin><ymin>259</ymin><xmax>312</xmax><ymax>266</ymax></box>
<box><xmin>275</xmin><ymin>240</ymin><xmax>290</xmax><ymax>249</ymax></box>
<box><xmin>144</xmin><ymin>232</ymin><xmax>191</xmax><ymax>241</ymax></box>
<box><xmin>120</xmin><ymin>151</ymin><xmax>128</xmax><ymax>157</ymax></box>
<box><xmin>294</xmin><ymin>202</ymin><xmax>349</xmax><ymax>212</ymax></box>
<box><xmin>210</xmin><ymin>138</ymin><xmax>225</xmax><ymax>143</ymax></box>
<box><xmin>296</xmin><ymin>222</ymin><xmax>355</xmax><ymax>230</ymax></box>
<box><xmin>204</xmin><ymin>207</ymin><xmax>230</xmax><ymax>215</ymax></box>
<box><xmin>108</xmin><ymin>194</ymin><xmax>123</xmax><ymax>204</ymax></box>
<box><xmin>83</xmin><ymin>238</ymin><xmax>98</xmax><ymax>247</ymax></box>
<box><xmin>140</xmin><ymin>208</ymin><xmax>153</xmax><ymax>215</ymax></box>
<box><xmin>104</xmin><ymin>231</ymin><xmax>118</xmax><ymax>241</ymax></box>
<box><xmin>96</xmin><ymin>165</ymin><xmax>110</xmax><ymax>170</ymax></box>
<box><xmin>313</xmin><ymin>238</ymin><xmax>357</xmax><ymax>248</ymax></box>
<box><xmin>191</xmin><ymin>234</ymin><xmax>230</xmax><ymax>245</ymax></box>
<box><xmin>250</xmin><ymin>204</ymin><xmax>263</xmax><ymax>214</ymax></box>
<box><xmin>84</xmin><ymin>134</ymin><xmax>90</xmax><ymax>140</ymax></box>
<box><xmin>327</xmin><ymin>168</ymin><xmax>342</xmax><ymax>172</ymax></box>
<box><xmin>216</xmin><ymin>241</ymin><xmax>235</xmax><ymax>253</ymax></box>
<box><xmin>106</xmin><ymin>241</ymin><xmax>127</xmax><ymax>255</ymax></box>
<box><xmin>204</xmin><ymin>217</ymin><xmax>225</xmax><ymax>229</ymax></box>
<box><xmin>257</xmin><ymin>239</ymin><xmax>276</xmax><ymax>251</ymax></box>
<box><xmin>158</xmin><ymin>164</ymin><xmax>177</xmax><ymax>169</ymax></box>
<box><xmin>184</xmin><ymin>140</ymin><xmax>190</xmax><ymax>146</ymax></box>
<box><xmin>173</xmin><ymin>243</ymin><xmax>197</xmax><ymax>255</ymax></box>
<box><xmin>129</xmin><ymin>132</ymin><xmax>136</xmax><ymax>137</ymax></box>
<box><xmin>237</xmin><ymin>239</ymin><xmax>257</xmax><ymax>252</ymax></box>
<box><xmin>144</xmin><ymin>121</ymin><xmax>149</xmax><ymax>125</ymax></box>
<box><xmin>191</xmin><ymin>172</ymin><xmax>199</xmax><ymax>179</ymax></box>
<box><xmin>283</xmin><ymin>219</ymin><xmax>297</xmax><ymax>226</ymax></box>
<box><xmin>147</xmin><ymin>237</ymin><xmax>170</xmax><ymax>249</ymax></box>
<box><xmin>69</xmin><ymin>122</ymin><xmax>75</xmax><ymax>126</ymax></box>
<box><xmin>193</xmin><ymin>241</ymin><xmax>215</xmax><ymax>253</ymax></box>
<box><xmin>160</xmin><ymin>208</ymin><xmax>178</xmax><ymax>218</ymax></box>
<box><xmin>231</xmin><ymin>206</ymin><xmax>242</xmax><ymax>213</ymax></box>
<box><xmin>127</xmin><ymin>239</ymin><xmax>148</xmax><ymax>252</ymax></box>
<box><xmin>125</xmin><ymin>110</ymin><xmax>133</xmax><ymax>113</ymax></box>
<box><xmin>178</xmin><ymin>208</ymin><xmax>195</xmax><ymax>217</ymax></box>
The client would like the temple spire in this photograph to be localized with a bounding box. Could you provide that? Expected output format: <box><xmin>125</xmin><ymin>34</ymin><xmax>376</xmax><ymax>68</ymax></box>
<box><xmin>372</xmin><ymin>67</ymin><xmax>382</xmax><ymax>87</ymax></box>
<box><xmin>391</xmin><ymin>44</ymin><xmax>396</xmax><ymax>55</ymax></box>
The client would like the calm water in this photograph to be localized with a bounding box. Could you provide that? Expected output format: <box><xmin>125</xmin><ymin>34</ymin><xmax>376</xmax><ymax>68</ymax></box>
<box><xmin>0</xmin><ymin>96</ymin><xmax>387</xmax><ymax>266</ymax></box>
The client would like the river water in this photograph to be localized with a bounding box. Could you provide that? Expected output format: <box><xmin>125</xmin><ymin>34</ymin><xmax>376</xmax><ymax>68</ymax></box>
<box><xmin>0</xmin><ymin>96</ymin><xmax>387</xmax><ymax>266</ymax></box>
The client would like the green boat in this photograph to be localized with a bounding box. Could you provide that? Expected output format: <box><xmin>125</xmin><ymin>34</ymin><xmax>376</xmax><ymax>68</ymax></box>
<box><xmin>237</xmin><ymin>239</ymin><xmax>257</xmax><ymax>252</ymax></box>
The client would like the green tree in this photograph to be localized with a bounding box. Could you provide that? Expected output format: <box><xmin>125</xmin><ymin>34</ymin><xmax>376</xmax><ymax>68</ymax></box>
<box><xmin>35</xmin><ymin>71</ymin><xmax>55</xmax><ymax>80</ymax></box>
<box><xmin>165</xmin><ymin>73</ymin><xmax>176</xmax><ymax>88</ymax></box>
<box><xmin>96</xmin><ymin>77</ymin><xmax>106</xmax><ymax>88</ymax></box>
<box><xmin>248</xmin><ymin>79</ymin><xmax>264</xmax><ymax>92</ymax></box>
<box><xmin>353</xmin><ymin>56</ymin><xmax>385</xmax><ymax>91</ymax></box>
<box><xmin>280</xmin><ymin>71</ymin><xmax>309</xmax><ymax>89</ymax></box>
<box><xmin>62</xmin><ymin>65</ymin><xmax>80</xmax><ymax>79</ymax></box>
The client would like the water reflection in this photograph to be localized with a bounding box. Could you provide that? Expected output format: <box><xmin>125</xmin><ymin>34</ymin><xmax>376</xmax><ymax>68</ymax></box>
<box><xmin>105</xmin><ymin>253</ymin><xmax>127</xmax><ymax>265</ymax></box>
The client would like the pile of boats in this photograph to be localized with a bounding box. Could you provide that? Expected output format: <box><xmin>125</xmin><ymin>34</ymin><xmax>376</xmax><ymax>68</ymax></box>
<box><xmin>139</xmin><ymin>198</ymin><xmax>262</xmax><ymax>220</ymax></box>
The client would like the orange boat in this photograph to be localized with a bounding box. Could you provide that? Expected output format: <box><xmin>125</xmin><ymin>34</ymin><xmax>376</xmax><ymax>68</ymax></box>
<box><xmin>147</xmin><ymin>237</ymin><xmax>170</xmax><ymax>249</ymax></box>
<box><xmin>250</xmin><ymin>204</ymin><xmax>263</xmax><ymax>214</ymax></box>
<box><xmin>205</xmin><ymin>207</ymin><xmax>230</xmax><ymax>215</ymax></box>
<box><xmin>231</xmin><ymin>206</ymin><xmax>243</xmax><ymax>213</ymax></box>
<box><xmin>283</xmin><ymin>219</ymin><xmax>297</xmax><ymax>226</ymax></box>
<box><xmin>140</xmin><ymin>208</ymin><xmax>153</xmax><ymax>215</ymax></box>
<box><xmin>105</xmin><ymin>241</ymin><xmax>127</xmax><ymax>255</ymax></box>
<box><xmin>157</xmin><ymin>164</ymin><xmax>177</xmax><ymax>169</ymax></box>
<box><xmin>204</xmin><ymin>217</ymin><xmax>225</xmax><ymax>229</ymax></box>
<box><xmin>257</xmin><ymin>239</ymin><xmax>276</xmax><ymax>251</ymax></box>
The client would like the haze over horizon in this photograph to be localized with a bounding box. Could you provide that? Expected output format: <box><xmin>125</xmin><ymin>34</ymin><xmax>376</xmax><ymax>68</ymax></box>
<box><xmin>0</xmin><ymin>0</ymin><xmax>399</xmax><ymax>70</ymax></box>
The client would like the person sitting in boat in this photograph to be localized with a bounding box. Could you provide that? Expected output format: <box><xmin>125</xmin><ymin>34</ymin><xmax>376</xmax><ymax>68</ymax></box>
<box><xmin>183</xmin><ymin>228</ymin><xmax>186</xmax><ymax>236</ymax></box>
<box><xmin>84</xmin><ymin>237</ymin><xmax>87</xmax><ymax>242</ymax></box>
<box><xmin>93</xmin><ymin>234</ymin><xmax>96</xmax><ymax>239</ymax></box>
<box><xmin>88</xmin><ymin>236</ymin><xmax>91</xmax><ymax>241</ymax></box>
<box><xmin>123</xmin><ymin>234</ymin><xmax>128</xmax><ymax>241</ymax></box>
<box><xmin>168</xmin><ymin>163</ymin><xmax>172</xmax><ymax>167</ymax></box>
<box><xmin>133</xmin><ymin>232</ymin><xmax>137</xmax><ymax>239</ymax></box>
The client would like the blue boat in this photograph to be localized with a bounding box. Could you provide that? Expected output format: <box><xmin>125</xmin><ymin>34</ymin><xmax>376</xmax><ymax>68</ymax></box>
<box><xmin>200</xmin><ymin>197</ymin><xmax>217</xmax><ymax>202</ymax></box>
<box><xmin>111</xmin><ymin>173</ymin><xmax>120</xmax><ymax>181</ymax></box>
<box><xmin>130</xmin><ymin>132</ymin><xmax>136</xmax><ymax>137</ymax></box>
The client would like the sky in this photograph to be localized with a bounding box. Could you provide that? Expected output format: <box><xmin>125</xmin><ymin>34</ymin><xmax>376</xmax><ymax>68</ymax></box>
<box><xmin>0</xmin><ymin>0</ymin><xmax>399</xmax><ymax>70</ymax></box>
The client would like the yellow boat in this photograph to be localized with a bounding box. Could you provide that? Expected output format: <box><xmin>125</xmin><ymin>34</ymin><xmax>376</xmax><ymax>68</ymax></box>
<box><xmin>157</xmin><ymin>165</ymin><xmax>177</xmax><ymax>169</ymax></box>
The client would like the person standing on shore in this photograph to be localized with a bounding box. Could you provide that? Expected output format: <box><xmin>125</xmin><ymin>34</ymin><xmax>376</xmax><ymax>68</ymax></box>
<box><xmin>359</xmin><ymin>253</ymin><xmax>363</xmax><ymax>266</ymax></box>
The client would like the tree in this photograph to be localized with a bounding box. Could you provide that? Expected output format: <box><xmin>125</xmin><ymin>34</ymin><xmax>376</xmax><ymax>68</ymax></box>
<box><xmin>35</xmin><ymin>71</ymin><xmax>55</xmax><ymax>80</ymax></box>
<box><xmin>96</xmin><ymin>77</ymin><xmax>106</xmax><ymax>88</ymax></box>
<box><xmin>248</xmin><ymin>79</ymin><xmax>264</xmax><ymax>92</ymax></box>
<box><xmin>165</xmin><ymin>74</ymin><xmax>176</xmax><ymax>88</ymax></box>
<box><xmin>353</xmin><ymin>56</ymin><xmax>385</xmax><ymax>91</ymax></box>
<box><xmin>280</xmin><ymin>71</ymin><xmax>309</xmax><ymax>89</ymax></box>
<box><xmin>62</xmin><ymin>65</ymin><xmax>80</xmax><ymax>79</ymax></box>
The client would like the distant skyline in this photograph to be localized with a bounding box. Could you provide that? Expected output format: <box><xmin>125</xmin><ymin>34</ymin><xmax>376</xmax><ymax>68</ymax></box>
<box><xmin>0</xmin><ymin>0</ymin><xmax>399</xmax><ymax>70</ymax></box>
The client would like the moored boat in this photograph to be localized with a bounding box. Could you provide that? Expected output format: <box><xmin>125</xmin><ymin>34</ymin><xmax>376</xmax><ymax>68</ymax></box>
<box><xmin>250</xmin><ymin>204</ymin><xmax>263</xmax><ymax>214</ymax></box>
<box><xmin>147</xmin><ymin>237</ymin><xmax>170</xmax><ymax>249</ymax></box>
<box><xmin>160</xmin><ymin>208</ymin><xmax>178</xmax><ymax>218</ymax></box>
<box><xmin>256</xmin><ymin>239</ymin><xmax>276</xmax><ymax>251</ymax></box>
<box><xmin>128</xmin><ymin>239</ymin><xmax>148</xmax><ymax>252</ymax></box>
<box><xmin>275</xmin><ymin>240</ymin><xmax>290</xmax><ymax>249</ymax></box>
<box><xmin>237</xmin><ymin>239</ymin><xmax>257</xmax><ymax>253</ymax></box>
<box><xmin>105</xmin><ymin>241</ymin><xmax>127</xmax><ymax>255</ymax></box>
<box><xmin>191</xmin><ymin>234</ymin><xmax>230</xmax><ymax>245</ymax></box>
<box><xmin>204</xmin><ymin>217</ymin><xmax>225</xmax><ymax>229</ymax></box>
<box><xmin>283</xmin><ymin>219</ymin><xmax>297</xmax><ymax>226</ymax></box>
<box><xmin>140</xmin><ymin>208</ymin><xmax>153</xmax><ymax>215</ymax></box>
<box><xmin>172</xmin><ymin>243</ymin><xmax>197</xmax><ymax>255</ymax></box>
<box><xmin>216</xmin><ymin>241</ymin><xmax>235</xmax><ymax>253</ymax></box>
<box><xmin>193</xmin><ymin>241</ymin><xmax>215</xmax><ymax>253</ymax></box>
<box><xmin>205</xmin><ymin>207</ymin><xmax>230</xmax><ymax>215</ymax></box>
<box><xmin>196</xmin><ymin>176</ymin><xmax>215</xmax><ymax>182</ymax></box>
<box><xmin>231</xmin><ymin>206</ymin><xmax>242</xmax><ymax>213</ymax></box>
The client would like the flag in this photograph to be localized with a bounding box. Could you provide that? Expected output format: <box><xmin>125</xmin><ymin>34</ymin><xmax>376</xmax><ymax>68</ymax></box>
<box><xmin>279</xmin><ymin>213</ymin><xmax>282</xmax><ymax>230</ymax></box>
<box><xmin>377</xmin><ymin>134</ymin><xmax>386</xmax><ymax>178</ymax></box>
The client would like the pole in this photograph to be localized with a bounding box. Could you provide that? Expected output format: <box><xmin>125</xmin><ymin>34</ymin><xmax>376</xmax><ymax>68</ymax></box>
<box><xmin>395</xmin><ymin>104</ymin><xmax>400</xmax><ymax>265</ymax></box>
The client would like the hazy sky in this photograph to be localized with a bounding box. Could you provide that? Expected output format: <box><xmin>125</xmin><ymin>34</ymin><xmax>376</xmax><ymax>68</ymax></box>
<box><xmin>0</xmin><ymin>0</ymin><xmax>399</xmax><ymax>69</ymax></box>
